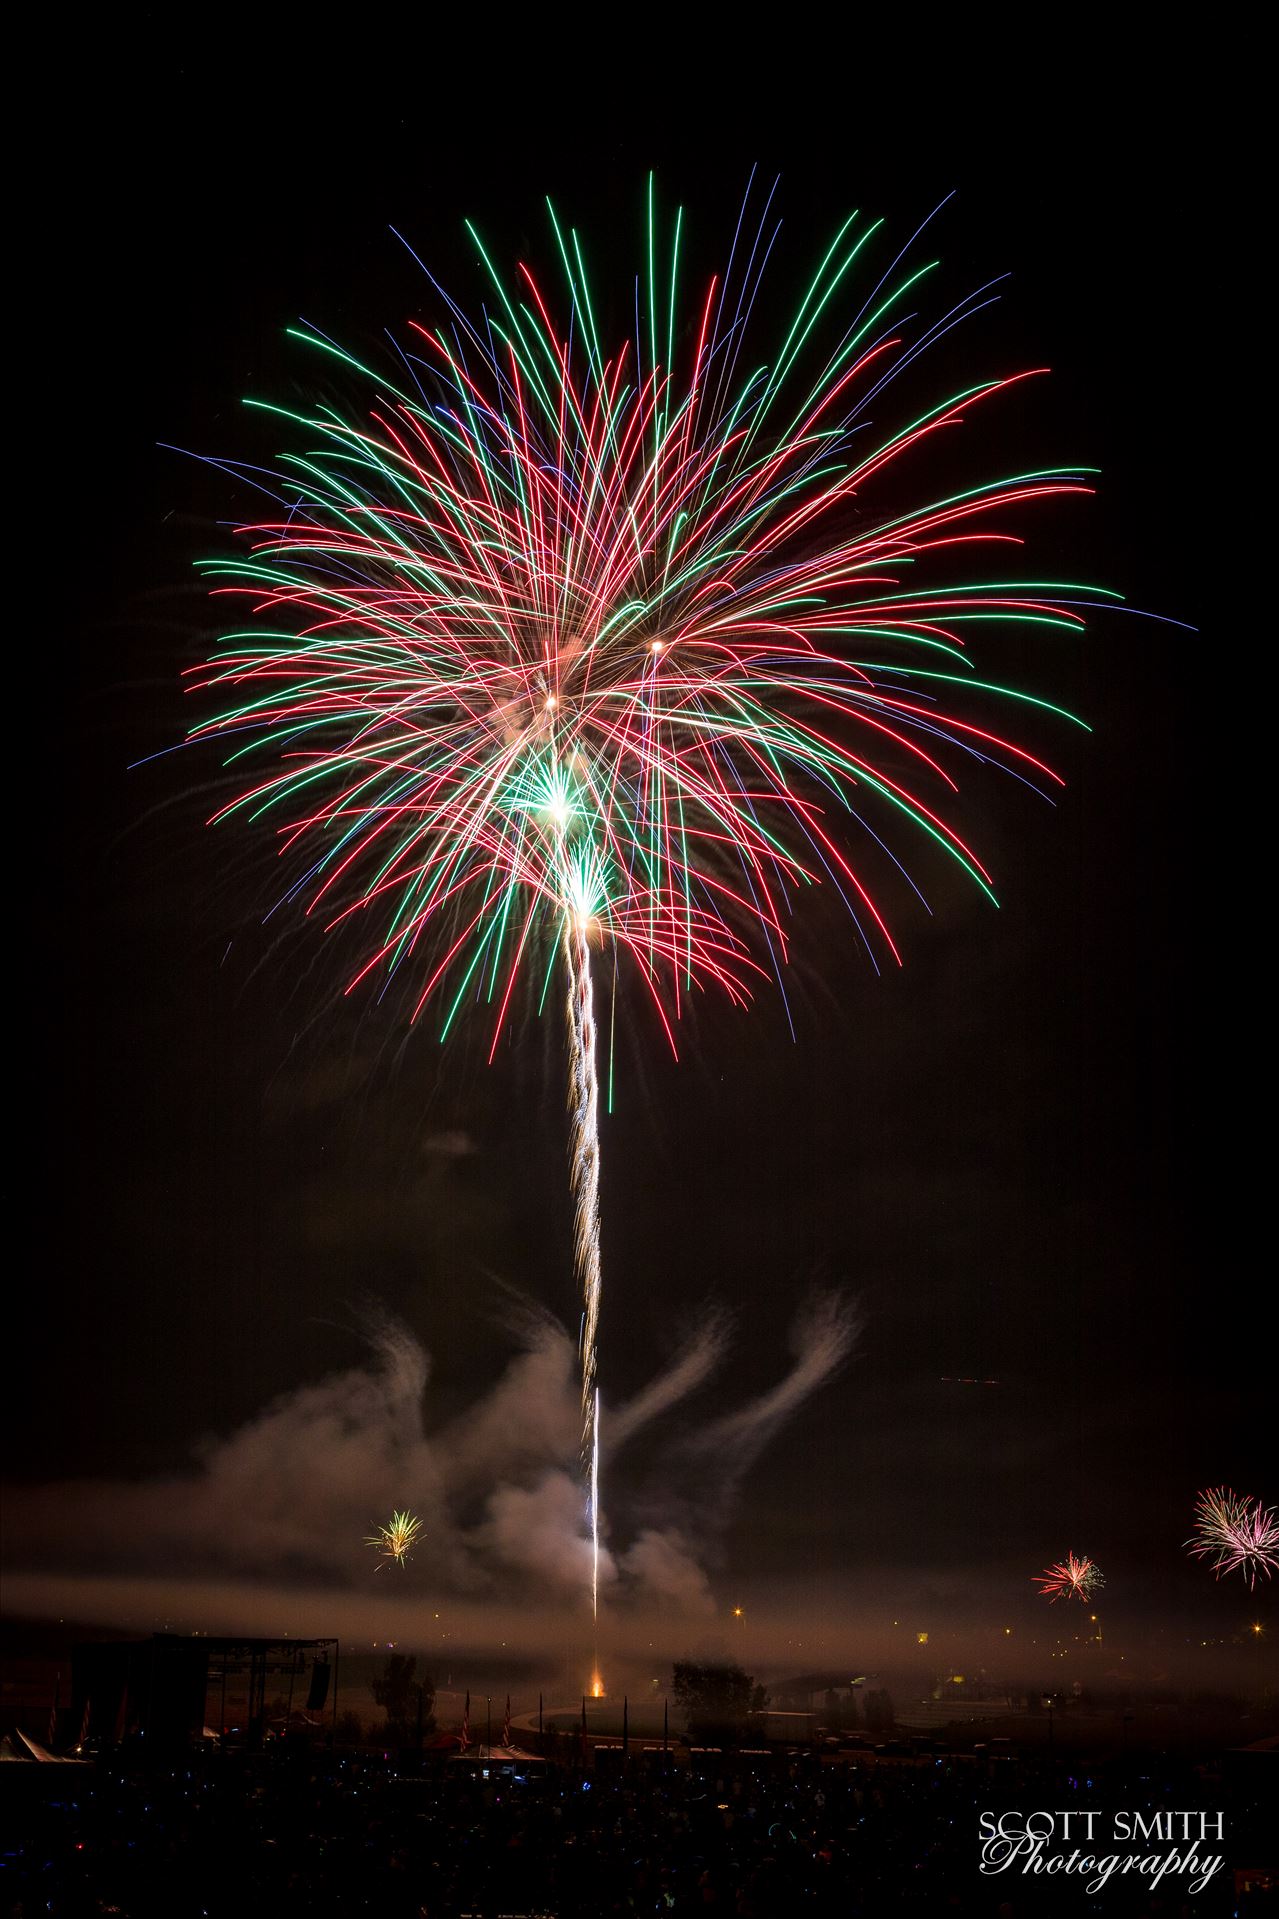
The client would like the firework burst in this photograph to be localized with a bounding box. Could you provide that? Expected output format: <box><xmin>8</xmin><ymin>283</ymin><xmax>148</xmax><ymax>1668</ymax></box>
<box><xmin>365</xmin><ymin>1509</ymin><xmax>423</xmax><ymax>1570</ymax></box>
<box><xmin>186</xmin><ymin>177</ymin><xmax>1116</xmax><ymax>1649</ymax></box>
<box><xmin>1186</xmin><ymin>1488</ymin><xmax>1279</xmax><ymax>1590</ymax></box>
<box><xmin>1034</xmin><ymin>1552</ymin><xmax>1105</xmax><ymax>1604</ymax></box>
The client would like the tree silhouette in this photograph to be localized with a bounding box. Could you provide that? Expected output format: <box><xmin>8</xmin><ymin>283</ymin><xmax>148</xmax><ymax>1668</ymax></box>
<box><xmin>672</xmin><ymin>1662</ymin><xmax>768</xmax><ymax>1744</ymax></box>
<box><xmin>863</xmin><ymin>1688</ymin><xmax>896</xmax><ymax>1733</ymax></box>
<box><xmin>371</xmin><ymin>1655</ymin><xmax>435</xmax><ymax>1745</ymax></box>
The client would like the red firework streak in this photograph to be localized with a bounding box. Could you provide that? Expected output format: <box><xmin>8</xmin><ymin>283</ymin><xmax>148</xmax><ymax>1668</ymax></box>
<box><xmin>1034</xmin><ymin>1552</ymin><xmax>1105</xmax><ymax>1603</ymax></box>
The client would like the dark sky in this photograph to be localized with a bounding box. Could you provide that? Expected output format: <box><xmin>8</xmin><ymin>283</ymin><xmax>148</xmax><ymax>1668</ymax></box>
<box><xmin>14</xmin><ymin>45</ymin><xmax>1260</xmax><ymax>1632</ymax></box>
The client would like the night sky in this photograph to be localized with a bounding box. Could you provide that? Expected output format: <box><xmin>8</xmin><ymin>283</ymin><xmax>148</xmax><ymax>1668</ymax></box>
<box><xmin>13</xmin><ymin>47</ymin><xmax>1258</xmax><ymax>1657</ymax></box>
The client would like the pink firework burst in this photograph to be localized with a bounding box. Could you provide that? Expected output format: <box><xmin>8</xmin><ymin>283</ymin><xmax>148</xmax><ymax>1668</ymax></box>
<box><xmin>1186</xmin><ymin>1488</ymin><xmax>1279</xmax><ymax>1590</ymax></box>
<box><xmin>1034</xmin><ymin>1551</ymin><xmax>1105</xmax><ymax>1604</ymax></box>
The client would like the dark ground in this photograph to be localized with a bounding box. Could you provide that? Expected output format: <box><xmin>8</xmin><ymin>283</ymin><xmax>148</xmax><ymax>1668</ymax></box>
<box><xmin>3</xmin><ymin>1738</ymin><xmax>1275</xmax><ymax>1917</ymax></box>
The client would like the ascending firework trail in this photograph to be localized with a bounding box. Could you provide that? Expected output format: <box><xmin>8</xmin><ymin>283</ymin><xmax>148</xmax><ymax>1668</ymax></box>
<box><xmin>565</xmin><ymin>915</ymin><xmax>603</xmax><ymax>1621</ymax></box>
<box><xmin>182</xmin><ymin>174</ymin><xmax>1138</xmax><ymax>1676</ymax></box>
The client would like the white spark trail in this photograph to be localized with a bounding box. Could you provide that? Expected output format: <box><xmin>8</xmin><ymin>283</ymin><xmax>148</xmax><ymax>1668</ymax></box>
<box><xmin>565</xmin><ymin>919</ymin><xmax>603</xmax><ymax>1626</ymax></box>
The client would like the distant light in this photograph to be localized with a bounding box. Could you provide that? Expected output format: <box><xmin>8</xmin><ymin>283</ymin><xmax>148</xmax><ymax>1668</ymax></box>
<box><xmin>916</xmin><ymin>1632</ymin><xmax>928</xmax><ymax>1645</ymax></box>
<box><xmin>651</xmin><ymin>640</ymin><xmax>664</xmax><ymax>654</ymax></box>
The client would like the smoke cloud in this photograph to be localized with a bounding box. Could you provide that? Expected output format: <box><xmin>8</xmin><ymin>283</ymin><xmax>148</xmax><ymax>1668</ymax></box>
<box><xmin>7</xmin><ymin>1294</ymin><xmax>858</xmax><ymax>1631</ymax></box>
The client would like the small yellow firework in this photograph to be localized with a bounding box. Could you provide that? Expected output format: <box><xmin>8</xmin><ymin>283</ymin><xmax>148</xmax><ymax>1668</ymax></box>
<box><xmin>365</xmin><ymin>1509</ymin><xmax>423</xmax><ymax>1570</ymax></box>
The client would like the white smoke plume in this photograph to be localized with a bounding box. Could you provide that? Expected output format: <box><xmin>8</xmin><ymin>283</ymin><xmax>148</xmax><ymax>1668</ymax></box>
<box><xmin>7</xmin><ymin>1294</ymin><xmax>857</xmax><ymax>1626</ymax></box>
<box><xmin>608</xmin><ymin>1309</ymin><xmax>732</xmax><ymax>1449</ymax></box>
<box><xmin>614</xmin><ymin>1292</ymin><xmax>863</xmax><ymax>1589</ymax></box>
<box><xmin>689</xmin><ymin>1293</ymin><xmax>862</xmax><ymax>1479</ymax></box>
